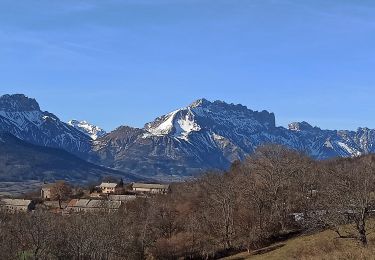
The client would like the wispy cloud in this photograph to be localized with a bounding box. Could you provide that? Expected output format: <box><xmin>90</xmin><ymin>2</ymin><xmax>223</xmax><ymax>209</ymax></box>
<box><xmin>283</xmin><ymin>1</ymin><xmax>375</xmax><ymax>28</ymax></box>
<box><xmin>0</xmin><ymin>28</ymin><xmax>104</xmax><ymax>60</ymax></box>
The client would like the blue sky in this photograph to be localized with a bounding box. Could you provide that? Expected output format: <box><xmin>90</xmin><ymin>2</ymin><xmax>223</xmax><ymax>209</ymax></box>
<box><xmin>1</xmin><ymin>0</ymin><xmax>375</xmax><ymax>131</ymax></box>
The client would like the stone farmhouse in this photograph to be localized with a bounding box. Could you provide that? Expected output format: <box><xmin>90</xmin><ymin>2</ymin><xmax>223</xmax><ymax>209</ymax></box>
<box><xmin>0</xmin><ymin>199</ymin><xmax>35</xmax><ymax>212</ymax></box>
<box><xmin>97</xmin><ymin>182</ymin><xmax>123</xmax><ymax>194</ymax></box>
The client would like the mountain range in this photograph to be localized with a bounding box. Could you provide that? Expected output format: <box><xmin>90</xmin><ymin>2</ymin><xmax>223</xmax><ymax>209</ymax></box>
<box><xmin>1</xmin><ymin>94</ymin><xmax>375</xmax><ymax>181</ymax></box>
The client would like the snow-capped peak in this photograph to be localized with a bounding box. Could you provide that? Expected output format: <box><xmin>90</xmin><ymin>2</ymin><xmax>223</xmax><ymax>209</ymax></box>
<box><xmin>67</xmin><ymin>120</ymin><xmax>106</xmax><ymax>140</ymax></box>
<box><xmin>0</xmin><ymin>94</ymin><xmax>92</xmax><ymax>156</ymax></box>
<box><xmin>144</xmin><ymin>99</ymin><xmax>276</xmax><ymax>141</ymax></box>
<box><xmin>288</xmin><ymin>121</ymin><xmax>318</xmax><ymax>132</ymax></box>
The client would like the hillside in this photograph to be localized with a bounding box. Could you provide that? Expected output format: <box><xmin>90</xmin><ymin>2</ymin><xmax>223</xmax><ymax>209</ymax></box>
<box><xmin>0</xmin><ymin>132</ymin><xmax>141</xmax><ymax>184</ymax></box>
<box><xmin>223</xmin><ymin>226</ymin><xmax>375</xmax><ymax>260</ymax></box>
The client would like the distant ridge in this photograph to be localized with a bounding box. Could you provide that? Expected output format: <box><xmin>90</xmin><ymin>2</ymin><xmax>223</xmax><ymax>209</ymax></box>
<box><xmin>0</xmin><ymin>132</ymin><xmax>141</xmax><ymax>183</ymax></box>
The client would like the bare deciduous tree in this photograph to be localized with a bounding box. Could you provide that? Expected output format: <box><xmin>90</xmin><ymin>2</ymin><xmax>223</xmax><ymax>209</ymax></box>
<box><xmin>317</xmin><ymin>156</ymin><xmax>375</xmax><ymax>246</ymax></box>
<box><xmin>50</xmin><ymin>181</ymin><xmax>72</xmax><ymax>209</ymax></box>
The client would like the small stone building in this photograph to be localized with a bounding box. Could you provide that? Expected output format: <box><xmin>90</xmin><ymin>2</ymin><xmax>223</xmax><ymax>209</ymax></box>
<box><xmin>41</xmin><ymin>183</ymin><xmax>54</xmax><ymax>199</ymax></box>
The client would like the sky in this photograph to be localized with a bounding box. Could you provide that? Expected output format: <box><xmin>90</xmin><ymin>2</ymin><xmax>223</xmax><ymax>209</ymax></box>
<box><xmin>0</xmin><ymin>0</ymin><xmax>375</xmax><ymax>131</ymax></box>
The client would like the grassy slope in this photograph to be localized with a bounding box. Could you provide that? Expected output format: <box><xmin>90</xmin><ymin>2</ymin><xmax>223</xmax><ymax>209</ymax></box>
<box><xmin>223</xmin><ymin>225</ymin><xmax>375</xmax><ymax>260</ymax></box>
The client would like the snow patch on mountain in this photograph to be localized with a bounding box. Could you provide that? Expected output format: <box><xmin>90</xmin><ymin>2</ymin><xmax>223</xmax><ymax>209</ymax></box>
<box><xmin>174</xmin><ymin>110</ymin><xmax>201</xmax><ymax>140</ymax></box>
<box><xmin>146</xmin><ymin>110</ymin><xmax>179</xmax><ymax>136</ymax></box>
<box><xmin>145</xmin><ymin>107</ymin><xmax>201</xmax><ymax>141</ymax></box>
<box><xmin>337</xmin><ymin>141</ymin><xmax>361</xmax><ymax>156</ymax></box>
<box><xmin>67</xmin><ymin>120</ymin><xmax>106</xmax><ymax>140</ymax></box>
<box><xmin>324</xmin><ymin>139</ymin><xmax>334</xmax><ymax>149</ymax></box>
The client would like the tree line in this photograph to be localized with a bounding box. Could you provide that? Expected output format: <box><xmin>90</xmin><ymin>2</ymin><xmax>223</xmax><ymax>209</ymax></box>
<box><xmin>1</xmin><ymin>145</ymin><xmax>375</xmax><ymax>259</ymax></box>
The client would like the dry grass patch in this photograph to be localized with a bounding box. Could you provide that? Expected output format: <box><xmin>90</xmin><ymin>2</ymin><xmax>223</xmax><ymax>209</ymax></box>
<box><xmin>223</xmin><ymin>223</ymin><xmax>375</xmax><ymax>260</ymax></box>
